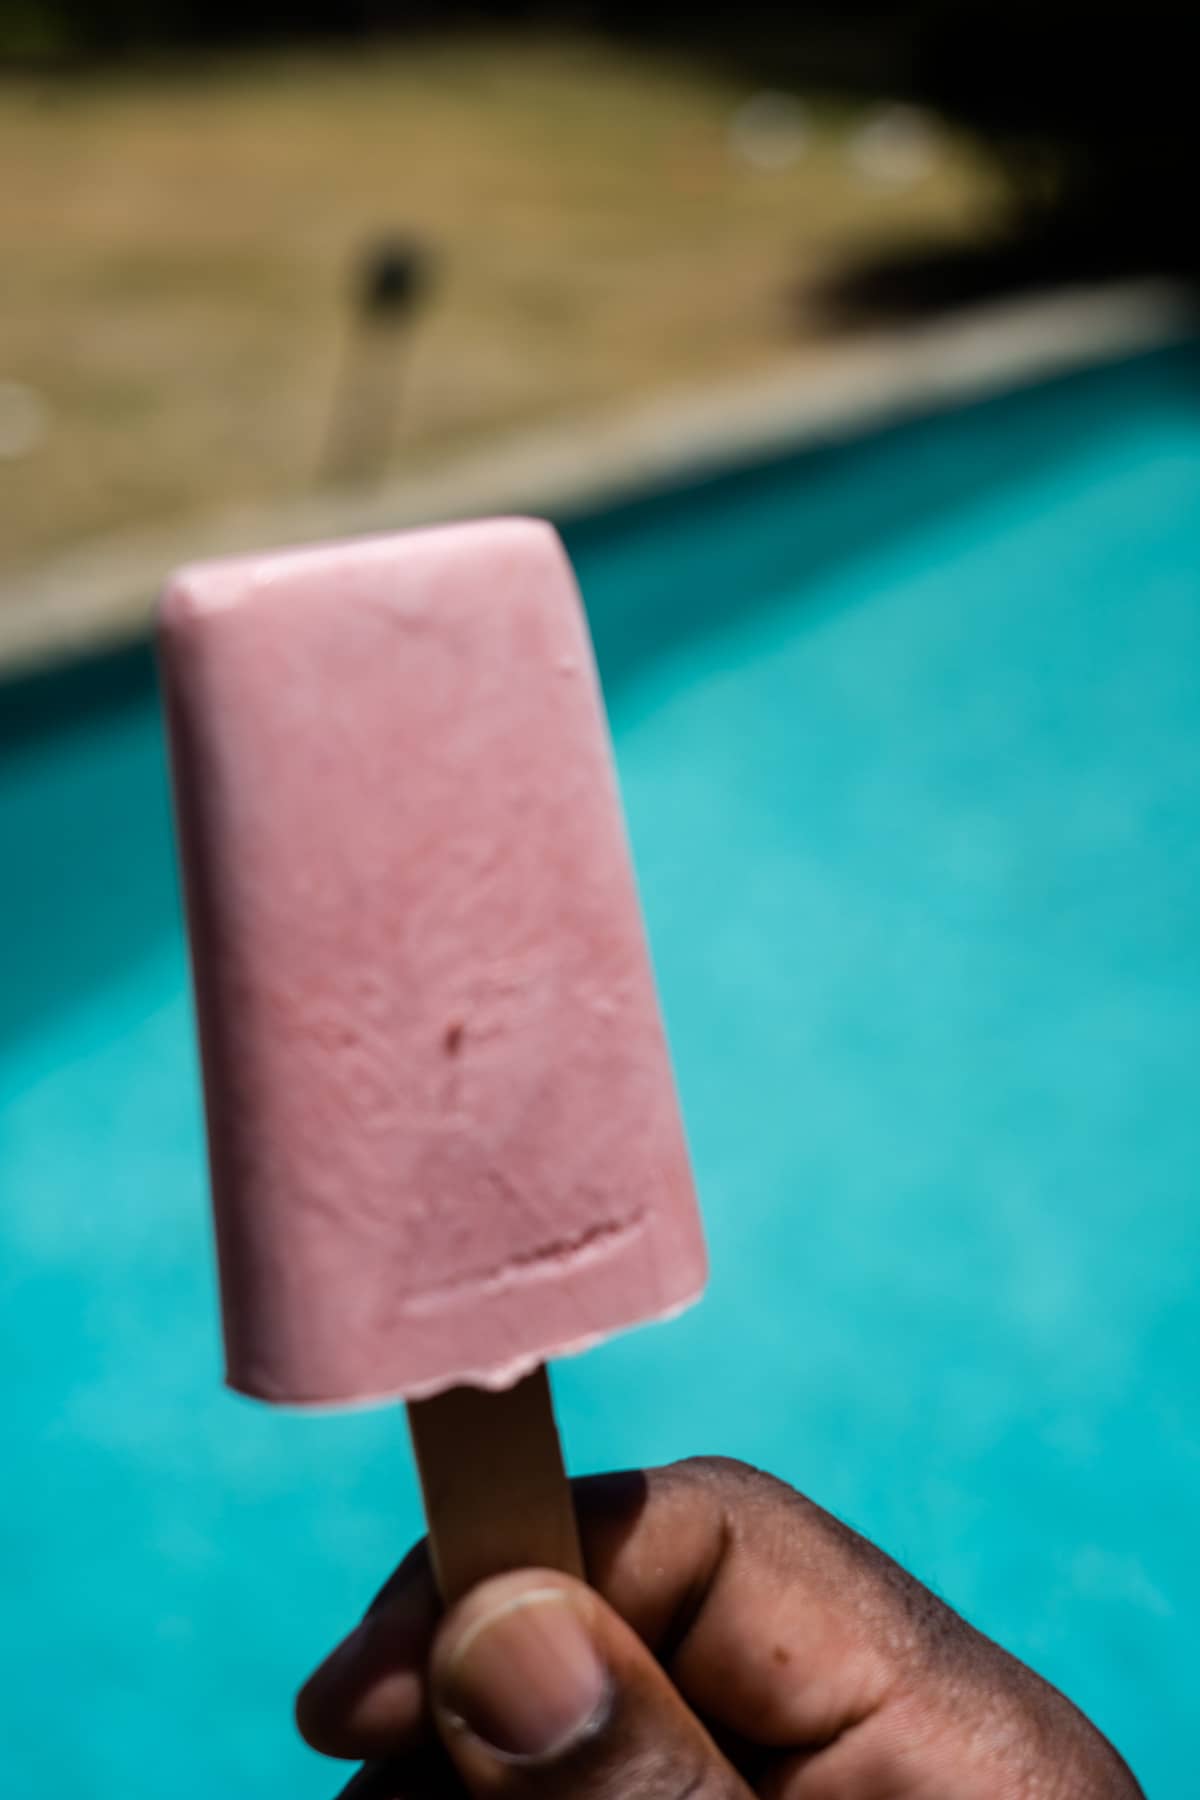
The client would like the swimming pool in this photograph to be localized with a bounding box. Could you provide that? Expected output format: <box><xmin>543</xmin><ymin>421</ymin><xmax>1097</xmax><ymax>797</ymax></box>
<box><xmin>3</xmin><ymin>343</ymin><xmax>1199</xmax><ymax>1797</ymax></box>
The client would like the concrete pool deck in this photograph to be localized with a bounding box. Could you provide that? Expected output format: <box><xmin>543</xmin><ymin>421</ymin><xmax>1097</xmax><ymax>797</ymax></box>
<box><xmin>1</xmin><ymin>278</ymin><xmax>1194</xmax><ymax>680</ymax></box>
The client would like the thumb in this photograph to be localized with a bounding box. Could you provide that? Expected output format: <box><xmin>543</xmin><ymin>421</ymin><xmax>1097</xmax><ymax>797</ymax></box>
<box><xmin>430</xmin><ymin>1568</ymin><xmax>750</xmax><ymax>1800</ymax></box>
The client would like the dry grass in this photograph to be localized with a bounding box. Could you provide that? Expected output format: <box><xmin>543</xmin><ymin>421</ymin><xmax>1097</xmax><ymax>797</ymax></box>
<box><xmin>0</xmin><ymin>34</ymin><xmax>997</xmax><ymax>572</ymax></box>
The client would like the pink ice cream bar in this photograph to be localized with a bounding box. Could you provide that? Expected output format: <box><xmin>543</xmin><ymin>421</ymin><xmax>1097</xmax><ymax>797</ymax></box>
<box><xmin>159</xmin><ymin>519</ymin><xmax>706</xmax><ymax>1409</ymax></box>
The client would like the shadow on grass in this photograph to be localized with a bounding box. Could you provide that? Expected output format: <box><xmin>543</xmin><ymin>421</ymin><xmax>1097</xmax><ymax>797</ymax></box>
<box><xmin>804</xmin><ymin>227</ymin><xmax>1200</xmax><ymax>335</ymax></box>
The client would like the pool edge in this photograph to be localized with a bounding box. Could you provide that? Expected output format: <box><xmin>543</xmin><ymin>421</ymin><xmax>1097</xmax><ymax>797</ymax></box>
<box><xmin>2</xmin><ymin>278</ymin><xmax>1196</xmax><ymax>681</ymax></box>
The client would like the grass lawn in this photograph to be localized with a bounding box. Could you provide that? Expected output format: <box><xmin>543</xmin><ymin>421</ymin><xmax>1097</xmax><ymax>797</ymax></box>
<box><xmin>0</xmin><ymin>34</ymin><xmax>997</xmax><ymax>574</ymax></box>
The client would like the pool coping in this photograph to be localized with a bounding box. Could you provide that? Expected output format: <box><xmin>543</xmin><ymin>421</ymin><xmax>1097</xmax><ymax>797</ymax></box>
<box><xmin>2</xmin><ymin>277</ymin><xmax>1195</xmax><ymax>680</ymax></box>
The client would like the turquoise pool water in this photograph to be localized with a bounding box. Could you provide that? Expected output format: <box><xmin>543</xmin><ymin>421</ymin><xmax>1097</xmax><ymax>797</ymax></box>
<box><xmin>4</xmin><ymin>345</ymin><xmax>1199</xmax><ymax>1796</ymax></box>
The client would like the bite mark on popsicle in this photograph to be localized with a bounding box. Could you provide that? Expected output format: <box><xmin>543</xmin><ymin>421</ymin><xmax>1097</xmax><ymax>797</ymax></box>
<box><xmin>400</xmin><ymin>1209</ymin><xmax>647</xmax><ymax>1317</ymax></box>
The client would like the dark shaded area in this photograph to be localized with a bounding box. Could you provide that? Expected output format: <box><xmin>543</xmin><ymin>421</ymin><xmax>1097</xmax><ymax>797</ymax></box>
<box><xmin>910</xmin><ymin>1</ymin><xmax>1199</xmax><ymax>277</ymax></box>
<box><xmin>0</xmin><ymin>639</ymin><xmax>182</xmax><ymax>1052</ymax></box>
<box><xmin>808</xmin><ymin>233</ymin><xmax>1182</xmax><ymax>336</ymax></box>
<box><xmin>0</xmin><ymin>636</ymin><xmax>155</xmax><ymax>756</ymax></box>
<box><xmin>712</xmin><ymin>1</ymin><xmax>1200</xmax><ymax>319</ymax></box>
<box><xmin>0</xmin><ymin>2</ymin><xmax>903</xmax><ymax>62</ymax></box>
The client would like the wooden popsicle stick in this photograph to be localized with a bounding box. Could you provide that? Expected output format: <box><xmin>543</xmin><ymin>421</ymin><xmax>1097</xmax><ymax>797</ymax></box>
<box><xmin>406</xmin><ymin>1364</ymin><xmax>584</xmax><ymax>1604</ymax></box>
<box><xmin>340</xmin><ymin>1372</ymin><xmax>583</xmax><ymax>1798</ymax></box>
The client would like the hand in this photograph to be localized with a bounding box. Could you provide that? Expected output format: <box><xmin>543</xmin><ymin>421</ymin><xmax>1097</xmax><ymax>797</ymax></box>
<box><xmin>296</xmin><ymin>1457</ymin><xmax>1142</xmax><ymax>1799</ymax></box>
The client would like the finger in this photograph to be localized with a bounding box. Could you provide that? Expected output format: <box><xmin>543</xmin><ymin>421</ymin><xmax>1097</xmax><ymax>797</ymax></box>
<box><xmin>298</xmin><ymin>1457</ymin><xmax>904</xmax><ymax>1761</ymax></box>
<box><xmin>431</xmin><ymin>1566</ymin><xmax>752</xmax><ymax>1800</ymax></box>
<box><xmin>571</xmin><ymin>1460</ymin><xmax>899</xmax><ymax>1743</ymax></box>
<box><xmin>297</xmin><ymin>1548</ymin><xmax>441</xmax><ymax>1758</ymax></box>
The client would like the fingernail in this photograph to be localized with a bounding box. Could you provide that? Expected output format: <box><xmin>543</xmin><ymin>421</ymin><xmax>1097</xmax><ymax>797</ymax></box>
<box><xmin>439</xmin><ymin>1588</ymin><xmax>609</xmax><ymax>1760</ymax></box>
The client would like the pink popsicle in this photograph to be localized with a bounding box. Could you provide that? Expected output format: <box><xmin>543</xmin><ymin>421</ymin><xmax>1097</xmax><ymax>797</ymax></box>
<box><xmin>159</xmin><ymin>518</ymin><xmax>706</xmax><ymax>1412</ymax></box>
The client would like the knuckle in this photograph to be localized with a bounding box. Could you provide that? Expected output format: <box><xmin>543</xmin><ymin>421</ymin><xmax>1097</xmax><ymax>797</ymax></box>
<box><xmin>671</xmin><ymin>1454</ymin><xmax>769</xmax><ymax>1494</ymax></box>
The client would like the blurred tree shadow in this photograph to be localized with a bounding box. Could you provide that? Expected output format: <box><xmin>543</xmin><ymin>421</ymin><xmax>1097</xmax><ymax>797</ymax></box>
<box><xmin>826</xmin><ymin>0</ymin><xmax>1200</xmax><ymax>325</ymax></box>
<box><xmin>606</xmin><ymin>0</ymin><xmax>1200</xmax><ymax>327</ymax></box>
<box><xmin>814</xmin><ymin>2</ymin><xmax>1196</xmax><ymax>327</ymax></box>
<box><xmin>805</xmin><ymin>229</ymin><xmax>1191</xmax><ymax>337</ymax></box>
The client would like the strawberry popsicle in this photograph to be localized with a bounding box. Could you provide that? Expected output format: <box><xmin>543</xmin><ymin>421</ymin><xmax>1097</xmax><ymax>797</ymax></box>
<box><xmin>159</xmin><ymin>519</ymin><xmax>706</xmax><ymax>1572</ymax></box>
